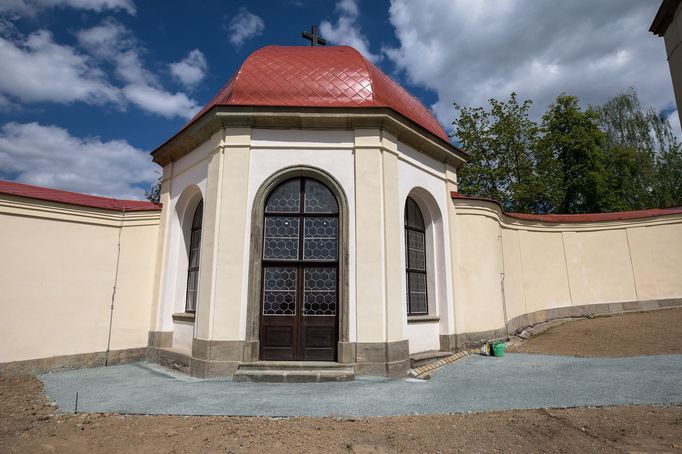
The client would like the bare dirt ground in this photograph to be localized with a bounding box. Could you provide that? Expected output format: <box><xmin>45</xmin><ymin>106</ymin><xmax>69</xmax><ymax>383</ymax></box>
<box><xmin>2</xmin><ymin>308</ymin><xmax>682</xmax><ymax>453</ymax></box>
<box><xmin>509</xmin><ymin>307</ymin><xmax>682</xmax><ymax>357</ymax></box>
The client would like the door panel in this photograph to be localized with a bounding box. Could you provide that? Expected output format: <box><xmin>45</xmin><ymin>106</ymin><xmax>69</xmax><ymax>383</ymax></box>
<box><xmin>300</xmin><ymin>315</ymin><xmax>336</xmax><ymax>360</ymax></box>
<box><xmin>259</xmin><ymin>178</ymin><xmax>339</xmax><ymax>362</ymax></box>
<box><xmin>261</xmin><ymin>320</ymin><xmax>297</xmax><ymax>360</ymax></box>
<box><xmin>260</xmin><ymin>266</ymin><xmax>298</xmax><ymax>360</ymax></box>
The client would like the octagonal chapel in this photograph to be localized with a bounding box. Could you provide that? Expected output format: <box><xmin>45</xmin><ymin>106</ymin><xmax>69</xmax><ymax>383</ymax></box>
<box><xmin>2</xmin><ymin>44</ymin><xmax>680</xmax><ymax>380</ymax></box>
<box><xmin>149</xmin><ymin>45</ymin><xmax>467</xmax><ymax>378</ymax></box>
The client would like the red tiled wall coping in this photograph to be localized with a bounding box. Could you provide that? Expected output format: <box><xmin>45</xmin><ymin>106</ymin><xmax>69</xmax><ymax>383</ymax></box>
<box><xmin>0</xmin><ymin>180</ymin><xmax>161</xmax><ymax>212</ymax></box>
<box><xmin>451</xmin><ymin>192</ymin><xmax>682</xmax><ymax>223</ymax></box>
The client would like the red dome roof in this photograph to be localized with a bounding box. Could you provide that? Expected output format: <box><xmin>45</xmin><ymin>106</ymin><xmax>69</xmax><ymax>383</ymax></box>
<box><xmin>191</xmin><ymin>46</ymin><xmax>449</xmax><ymax>142</ymax></box>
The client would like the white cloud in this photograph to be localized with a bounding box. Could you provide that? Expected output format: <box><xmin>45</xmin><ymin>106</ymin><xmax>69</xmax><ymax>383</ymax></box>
<box><xmin>385</xmin><ymin>0</ymin><xmax>675</xmax><ymax>135</ymax></box>
<box><xmin>0</xmin><ymin>0</ymin><xmax>135</xmax><ymax>17</ymax></box>
<box><xmin>123</xmin><ymin>84</ymin><xmax>199</xmax><ymax>119</ymax></box>
<box><xmin>336</xmin><ymin>0</ymin><xmax>358</xmax><ymax>16</ymax></box>
<box><xmin>0</xmin><ymin>18</ymin><xmax>199</xmax><ymax>119</ymax></box>
<box><xmin>77</xmin><ymin>19</ymin><xmax>200</xmax><ymax>118</ymax></box>
<box><xmin>75</xmin><ymin>16</ymin><xmax>133</xmax><ymax>59</ymax></box>
<box><xmin>0</xmin><ymin>122</ymin><xmax>156</xmax><ymax>200</ymax></box>
<box><xmin>227</xmin><ymin>8</ymin><xmax>264</xmax><ymax>47</ymax></box>
<box><xmin>0</xmin><ymin>29</ymin><xmax>120</xmax><ymax>105</ymax></box>
<box><xmin>76</xmin><ymin>18</ymin><xmax>152</xmax><ymax>85</ymax></box>
<box><xmin>320</xmin><ymin>0</ymin><xmax>381</xmax><ymax>63</ymax></box>
<box><xmin>170</xmin><ymin>49</ymin><xmax>207</xmax><ymax>89</ymax></box>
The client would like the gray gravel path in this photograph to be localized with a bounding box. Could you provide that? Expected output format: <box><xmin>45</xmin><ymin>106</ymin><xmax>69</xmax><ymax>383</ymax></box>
<box><xmin>39</xmin><ymin>353</ymin><xmax>682</xmax><ymax>417</ymax></box>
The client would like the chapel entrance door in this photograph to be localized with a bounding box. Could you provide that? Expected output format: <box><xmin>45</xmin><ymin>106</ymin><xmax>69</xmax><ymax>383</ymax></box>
<box><xmin>259</xmin><ymin>178</ymin><xmax>339</xmax><ymax>361</ymax></box>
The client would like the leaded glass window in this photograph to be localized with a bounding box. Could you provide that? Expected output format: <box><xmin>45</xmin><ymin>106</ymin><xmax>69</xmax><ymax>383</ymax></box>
<box><xmin>264</xmin><ymin>217</ymin><xmax>299</xmax><ymax>260</ymax></box>
<box><xmin>185</xmin><ymin>201</ymin><xmax>203</xmax><ymax>313</ymax></box>
<box><xmin>304</xmin><ymin>179</ymin><xmax>338</xmax><ymax>213</ymax></box>
<box><xmin>304</xmin><ymin>267</ymin><xmax>337</xmax><ymax>316</ymax></box>
<box><xmin>303</xmin><ymin>217</ymin><xmax>338</xmax><ymax>260</ymax></box>
<box><xmin>262</xmin><ymin>267</ymin><xmax>297</xmax><ymax>315</ymax></box>
<box><xmin>265</xmin><ymin>179</ymin><xmax>300</xmax><ymax>213</ymax></box>
<box><xmin>262</xmin><ymin>178</ymin><xmax>339</xmax><ymax>317</ymax></box>
<box><xmin>405</xmin><ymin>197</ymin><xmax>428</xmax><ymax>315</ymax></box>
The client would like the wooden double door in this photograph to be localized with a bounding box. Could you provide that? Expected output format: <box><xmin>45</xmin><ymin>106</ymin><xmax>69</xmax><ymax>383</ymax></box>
<box><xmin>259</xmin><ymin>178</ymin><xmax>339</xmax><ymax>361</ymax></box>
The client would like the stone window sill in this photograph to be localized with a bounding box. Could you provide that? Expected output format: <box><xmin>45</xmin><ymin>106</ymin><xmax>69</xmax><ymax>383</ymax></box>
<box><xmin>172</xmin><ymin>312</ymin><xmax>196</xmax><ymax>323</ymax></box>
<box><xmin>407</xmin><ymin>315</ymin><xmax>440</xmax><ymax>324</ymax></box>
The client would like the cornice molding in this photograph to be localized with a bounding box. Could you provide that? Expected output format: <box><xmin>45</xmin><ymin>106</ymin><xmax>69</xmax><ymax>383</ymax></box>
<box><xmin>151</xmin><ymin>106</ymin><xmax>467</xmax><ymax>168</ymax></box>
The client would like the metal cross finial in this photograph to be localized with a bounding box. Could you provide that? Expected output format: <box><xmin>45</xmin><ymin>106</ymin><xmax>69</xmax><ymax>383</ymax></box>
<box><xmin>302</xmin><ymin>25</ymin><xmax>326</xmax><ymax>46</ymax></box>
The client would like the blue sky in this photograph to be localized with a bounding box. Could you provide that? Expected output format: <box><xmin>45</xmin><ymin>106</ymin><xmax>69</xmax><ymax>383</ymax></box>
<box><xmin>0</xmin><ymin>0</ymin><xmax>675</xmax><ymax>199</ymax></box>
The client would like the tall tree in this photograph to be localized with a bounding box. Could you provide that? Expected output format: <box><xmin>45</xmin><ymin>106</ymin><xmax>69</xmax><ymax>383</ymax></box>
<box><xmin>536</xmin><ymin>94</ymin><xmax>607</xmax><ymax>213</ymax></box>
<box><xmin>452</xmin><ymin>89</ymin><xmax>682</xmax><ymax>214</ymax></box>
<box><xmin>453</xmin><ymin>93</ymin><xmax>540</xmax><ymax>212</ymax></box>
<box><xmin>593</xmin><ymin>88</ymin><xmax>681</xmax><ymax>211</ymax></box>
<box><xmin>655</xmin><ymin>144</ymin><xmax>682</xmax><ymax>208</ymax></box>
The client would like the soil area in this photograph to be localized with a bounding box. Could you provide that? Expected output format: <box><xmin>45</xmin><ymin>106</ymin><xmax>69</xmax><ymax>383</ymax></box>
<box><xmin>2</xmin><ymin>308</ymin><xmax>682</xmax><ymax>453</ymax></box>
<box><xmin>509</xmin><ymin>307</ymin><xmax>682</xmax><ymax>357</ymax></box>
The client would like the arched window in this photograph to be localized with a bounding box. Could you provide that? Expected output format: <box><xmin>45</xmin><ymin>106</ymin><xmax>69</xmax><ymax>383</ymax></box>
<box><xmin>260</xmin><ymin>178</ymin><xmax>339</xmax><ymax>361</ymax></box>
<box><xmin>405</xmin><ymin>197</ymin><xmax>428</xmax><ymax>315</ymax></box>
<box><xmin>185</xmin><ymin>200</ymin><xmax>203</xmax><ymax>313</ymax></box>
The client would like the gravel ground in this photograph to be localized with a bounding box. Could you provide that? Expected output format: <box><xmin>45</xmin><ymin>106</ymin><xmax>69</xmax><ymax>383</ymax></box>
<box><xmin>4</xmin><ymin>309</ymin><xmax>682</xmax><ymax>452</ymax></box>
<box><xmin>39</xmin><ymin>353</ymin><xmax>682</xmax><ymax>417</ymax></box>
<box><xmin>2</xmin><ymin>376</ymin><xmax>682</xmax><ymax>453</ymax></box>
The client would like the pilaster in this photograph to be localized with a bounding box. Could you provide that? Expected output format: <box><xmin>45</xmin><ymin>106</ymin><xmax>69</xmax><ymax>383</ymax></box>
<box><xmin>150</xmin><ymin>164</ymin><xmax>173</xmax><ymax>331</ymax></box>
<box><xmin>194</xmin><ymin>131</ymin><xmax>227</xmax><ymax>340</ymax></box>
<box><xmin>444</xmin><ymin>164</ymin><xmax>464</xmax><ymax>346</ymax></box>
<box><xmin>353</xmin><ymin>129</ymin><xmax>387</xmax><ymax>342</ymax></box>
<box><xmin>352</xmin><ymin>129</ymin><xmax>410</xmax><ymax>376</ymax></box>
<box><xmin>212</xmin><ymin>128</ymin><xmax>252</xmax><ymax>341</ymax></box>
<box><xmin>381</xmin><ymin>132</ymin><xmax>405</xmax><ymax>343</ymax></box>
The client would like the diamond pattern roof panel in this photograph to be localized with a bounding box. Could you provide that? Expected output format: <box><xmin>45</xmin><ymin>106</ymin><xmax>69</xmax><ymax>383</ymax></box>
<box><xmin>186</xmin><ymin>45</ymin><xmax>449</xmax><ymax>142</ymax></box>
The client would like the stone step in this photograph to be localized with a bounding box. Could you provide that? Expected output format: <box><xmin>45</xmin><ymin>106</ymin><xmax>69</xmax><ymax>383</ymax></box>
<box><xmin>237</xmin><ymin>361</ymin><xmax>351</xmax><ymax>371</ymax></box>
<box><xmin>409</xmin><ymin>350</ymin><xmax>454</xmax><ymax>369</ymax></box>
<box><xmin>234</xmin><ymin>361</ymin><xmax>354</xmax><ymax>382</ymax></box>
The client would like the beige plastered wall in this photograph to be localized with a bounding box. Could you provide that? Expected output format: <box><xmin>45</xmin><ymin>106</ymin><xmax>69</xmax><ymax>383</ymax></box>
<box><xmin>452</xmin><ymin>199</ymin><xmax>682</xmax><ymax>336</ymax></box>
<box><xmin>0</xmin><ymin>195</ymin><xmax>160</xmax><ymax>363</ymax></box>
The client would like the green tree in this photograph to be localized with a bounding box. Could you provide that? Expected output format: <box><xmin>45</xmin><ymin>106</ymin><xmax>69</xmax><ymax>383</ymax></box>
<box><xmin>452</xmin><ymin>89</ymin><xmax>682</xmax><ymax>214</ymax></box>
<box><xmin>145</xmin><ymin>176</ymin><xmax>161</xmax><ymax>205</ymax></box>
<box><xmin>453</xmin><ymin>93</ymin><xmax>541</xmax><ymax>212</ymax></box>
<box><xmin>537</xmin><ymin>94</ymin><xmax>607</xmax><ymax>213</ymax></box>
<box><xmin>593</xmin><ymin>88</ymin><xmax>681</xmax><ymax>211</ymax></box>
<box><xmin>655</xmin><ymin>144</ymin><xmax>682</xmax><ymax>208</ymax></box>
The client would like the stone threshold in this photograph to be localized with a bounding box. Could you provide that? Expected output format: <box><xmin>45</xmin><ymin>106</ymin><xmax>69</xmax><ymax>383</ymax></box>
<box><xmin>234</xmin><ymin>361</ymin><xmax>355</xmax><ymax>382</ymax></box>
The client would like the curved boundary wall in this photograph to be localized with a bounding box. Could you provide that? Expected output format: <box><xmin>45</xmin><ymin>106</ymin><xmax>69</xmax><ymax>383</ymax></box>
<box><xmin>0</xmin><ymin>183</ymin><xmax>161</xmax><ymax>376</ymax></box>
<box><xmin>1</xmin><ymin>179</ymin><xmax>681</xmax><ymax>375</ymax></box>
<box><xmin>446</xmin><ymin>196</ymin><xmax>682</xmax><ymax>349</ymax></box>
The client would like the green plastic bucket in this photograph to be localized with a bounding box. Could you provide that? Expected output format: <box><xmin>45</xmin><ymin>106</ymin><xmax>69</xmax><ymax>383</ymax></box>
<box><xmin>492</xmin><ymin>341</ymin><xmax>506</xmax><ymax>357</ymax></box>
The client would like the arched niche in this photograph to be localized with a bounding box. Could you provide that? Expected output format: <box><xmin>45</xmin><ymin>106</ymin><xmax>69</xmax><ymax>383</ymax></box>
<box><xmin>172</xmin><ymin>185</ymin><xmax>204</xmax><ymax>315</ymax></box>
<box><xmin>404</xmin><ymin>187</ymin><xmax>447</xmax><ymax>319</ymax></box>
<box><xmin>245</xmin><ymin>166</ymin><xmax>350</xmax><ymax>362</ymax></box>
